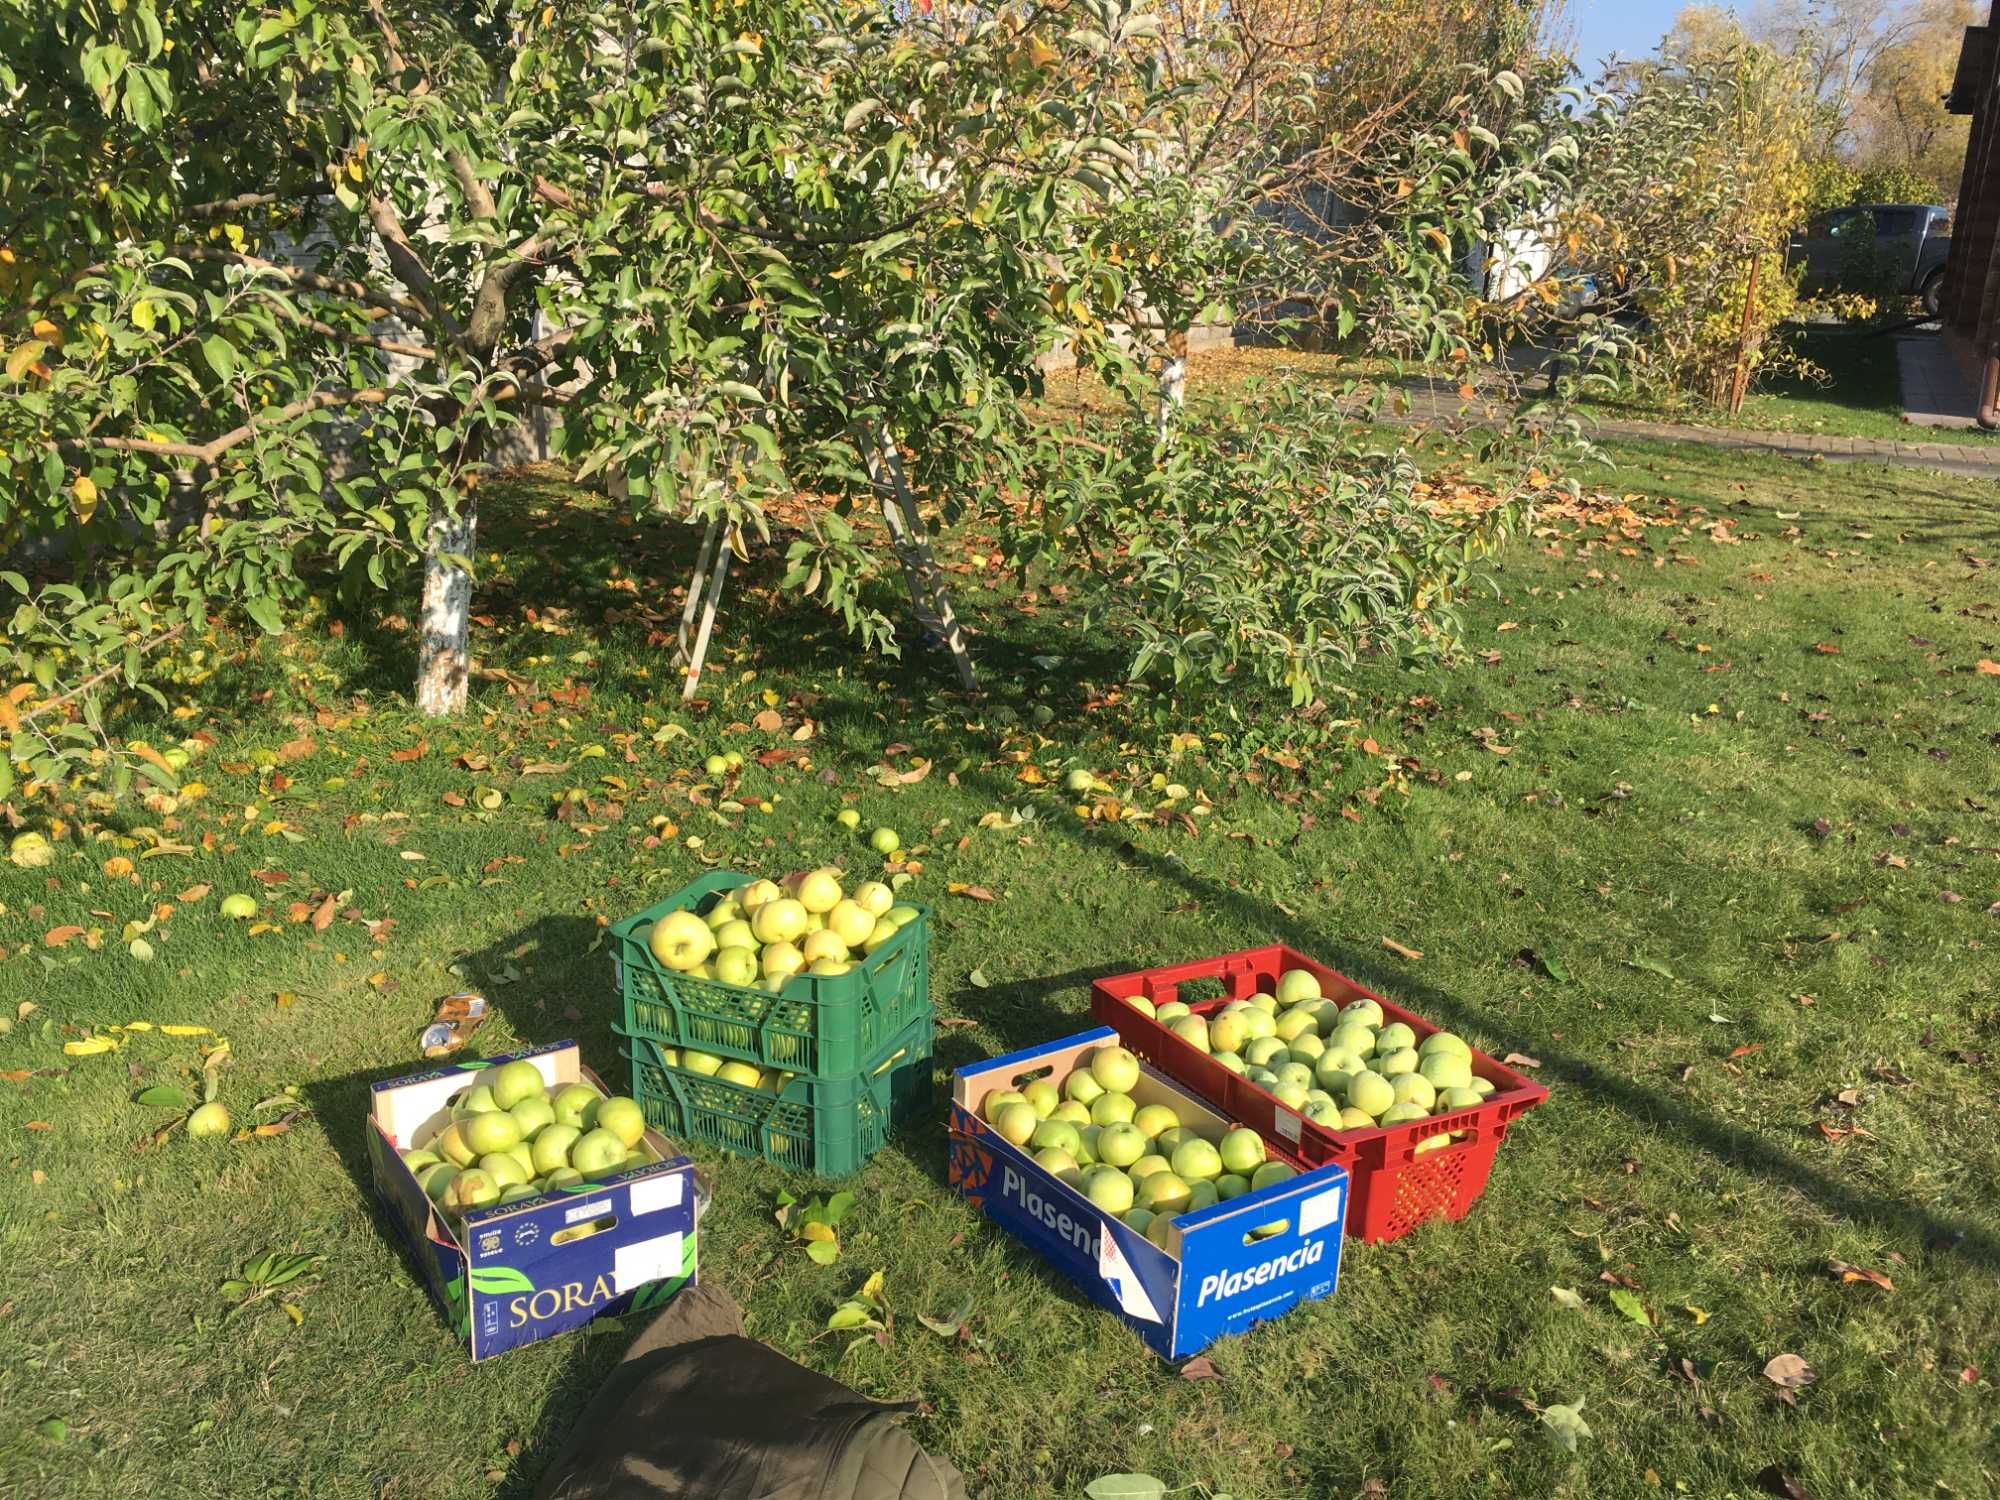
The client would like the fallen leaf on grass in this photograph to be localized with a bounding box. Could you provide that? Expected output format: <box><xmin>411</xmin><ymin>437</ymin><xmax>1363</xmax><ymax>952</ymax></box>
<box><xmin>1179</xmin><ymin>1355</ymin><xmax>1223</xmax><ymax>1381</ymax></box>
<box><xmin>1381</xmin><ymin>936</ymin><xmax>1423</xmax><ymax>961</ymax></box>
<box><xmin>1549</xmin><ymin>1286</ymin><xmax>1586</xmax><ymax>1309</ymax></box>
<box><xmin>1730</xmin><ymin>1043</ymin><xmax>1762</xmax><ymax>1058</ymax></box>
<box><xmin>1609</xmin><ymin>1287</ymin><xmax>1655</xmax><ymax>1328</ymax></box>
<box><xmin>1976</xmin><ymin>660</ymin><xmax>2000</xmax><ymax>676</ymax></box>
<box><xmin>752</xmin><ymin>709</ymin><xmax>784</xmax><ymax>733</ymax></box>
<box><xmin>389</xmin><ymin>740</ymin><xmax>429</xmax><ymax>763</ymax></box>
<box><xmin>1084</xmin><ymin>1477</ymin><xmax>1166</xmax><ymax>1500</ymax></box>
<box><xmin>947</xmin><ymin>883</ymin><xmax>996</xmax><ymax>901</ymax></box>
<box><xmin>1538</xmin><ymin>1399</ymin><xmax>1593</xmax><ymax>1452</ymax></box>
<box><xmin>23</xmin><ymin>1120</ymin><xmax>52</xmax><ymax>1131</ymax></box>
<box><xmin>310</xmin><ymin>894</ymin><xmax>336</xmax><ymax>933</ymax></box>
<box><xmin>1626</xmin><ymin>955</ymin><xmax>1676</xmax><ymax>980</ymax></box>
<box><xmin>1503</xmin><ymin>1052</ymin><xmax>1541</xmax><ymax>1070</ymax></box>
<box><xmin>43</xmin><ymin>926</ymin><xmax>84</xmax><ymax>948</ymax></box>
<box><xmin>1758</xmin><ymin>1465</ymin><xmax>1814</xmax><ymax>1500</ymax></box>
<box><xmin>1683</xmin><ymin>1304</ymin><xmax>1710</xmax><ymax>1325</ymax></box>
<box><xmin>1826</xmin><ymin>1259</ymin><xmax>1893</xmax><ymax>1292</ymax></box>
<box><xmin>1763</xmin><ymin>1353</ymin><xmax>1815</xmax><ymax>1402</ymax></box>
<box><xmin>965</xmin><ymin>969</ymin><xmax>990</xmax><ymax>989</ymax></box>
<box><xmin>178</xmin><ymin>884</ymin><xmax>211</xmax><ymax>902</ymax></box>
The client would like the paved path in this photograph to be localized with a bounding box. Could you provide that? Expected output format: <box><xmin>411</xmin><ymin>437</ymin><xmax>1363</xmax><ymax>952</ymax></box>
<box><xmin>1384</xmin><ymin>387</ymin><xmax>2000</xmax><ymax>478</ymax></box>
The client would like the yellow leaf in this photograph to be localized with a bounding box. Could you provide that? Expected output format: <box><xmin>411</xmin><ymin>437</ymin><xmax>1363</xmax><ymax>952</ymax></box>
<box><xmin>1683</xmin><ymin>1304</ymin><xmax>1709</xmax><ymax>1325</ymax></box>
<box><xmin>72</xmin><ymin>475</ymin><xmax>98</xmax><ymax>522</ymax></box>
<box><xmin>859</xmin><ymin>1269</ymin><xmax>886</xmax><ymax>1303</ymax></box>
<box><xmin>64</xmin><ymin>1037</ymin><xmax>121</xmax><ymax>1056</ymax></box>
<box><xmin>123</xmin><ymin>1020</ymin><xmax>154</xmax><ymax>1032</ymax></box>
<box><xmin>283</xmin><ymin>1301</ymin><xmax>304</xmax><ymax>1324</ymax></box>
<box><xmin>800</xmin><ymin>1221</ymin><xmax>837</xmax><ymax>1243</ymax></box>
<box><xmin>159</xmin><ymin>1024</ymin><xmax>211</xmax><ymax>1036</ymax></box>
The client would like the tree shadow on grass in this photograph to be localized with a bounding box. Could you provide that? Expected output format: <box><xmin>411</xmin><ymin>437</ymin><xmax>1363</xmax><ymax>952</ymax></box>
<box><xmin>954</xmin><ymin>762</ymin><xmax>2000</xmax><ymax>1275</ymax></box>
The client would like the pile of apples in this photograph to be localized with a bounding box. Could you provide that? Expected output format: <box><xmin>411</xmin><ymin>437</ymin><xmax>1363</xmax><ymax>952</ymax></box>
<box><xmin>400</xmin><ymin>1061</ymin><xmax>656</xmax><ymax>1227</ymax></box>
<box><xmin>1125</xmin><ymin>969</ymin><xmax>1493</xmax><ymax>1147</ymax></box>
<box><xmin>645</xmin><ymin>868</ymin><xmax>920</xmax><ymax>990</ymax></box>
<box><xmin>981</xmin><ymin>1043</ymin><xmax>1298</xmax><ymax>1253</ymax></box>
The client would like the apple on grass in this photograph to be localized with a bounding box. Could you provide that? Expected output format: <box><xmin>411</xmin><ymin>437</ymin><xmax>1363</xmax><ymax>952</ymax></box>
<box><xmin>867</xmin><ymin>827</ymin><xmax>900</xmax><ymax>856</ymax></box>
<box><xmin>648</xmin><ymin>910</ymin><xmax>715</xmax><ymax>972</ymax></box>
<box><xmin>835</xmin><ymin>808</ymin><xmax>862</xmax><ymax>830</ymax></box>
<box><xmin>187</xmin><ymin>1102</ymin><xmax>232</xmax><ymax>1139</ymax></box>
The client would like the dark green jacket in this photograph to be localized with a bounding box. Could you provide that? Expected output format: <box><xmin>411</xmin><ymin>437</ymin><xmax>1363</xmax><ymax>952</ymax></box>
<box><xmin>535</xmin><ymin>1282</ymin><xmax>966</xmax><ymax>1500</ymax></box>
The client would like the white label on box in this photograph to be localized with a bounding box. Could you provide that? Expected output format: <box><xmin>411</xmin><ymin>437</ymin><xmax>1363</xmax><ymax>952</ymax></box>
<box><xmin>565</xmin><ymin>1199</ymin><xmax>613</xmax><ymax>1225</ymax></box>
<box><xmin>1298</xmin><ymin>1184</ymin><xmax>1344</xmax><ymax>1236</ymax></box>
<box><xmin>627</xmin><ymin>1171</ymin><xmax>684</xmax><ymax>1217</ymax></box>
<box><xmin>613</xmin><ymin>1231</ymin><xmax>684</xmax><ymax>1294</ymax></box>
<box><xmin>1275</xmin><ymin>1110</ymin><xmax>1302</xmax><ymax>1143</ymax></box>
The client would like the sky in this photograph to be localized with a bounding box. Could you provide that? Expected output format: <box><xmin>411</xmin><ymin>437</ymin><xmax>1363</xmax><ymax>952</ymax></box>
<box><xmin>1564</xmin><ymin>0</ymin><xmax>1686</xmax><ymax>76</ymax></box>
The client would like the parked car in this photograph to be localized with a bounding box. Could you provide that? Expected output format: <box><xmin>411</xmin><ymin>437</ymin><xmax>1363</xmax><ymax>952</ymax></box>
<box><xmin>1788</xmin><ymin>203</ymin><xmax>1951</xmax><ymax>315</ymax></box>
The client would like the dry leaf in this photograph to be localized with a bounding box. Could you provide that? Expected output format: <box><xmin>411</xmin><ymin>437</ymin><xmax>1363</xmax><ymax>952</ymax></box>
<box><xmin>1762</xmin><ymin>1353</ymin><xmax>1815</xmax><ymax>1400</ymax></box>
<box><xmin>43</xmin><ymin>926</ymin><xmax>84</xmax><ymax>948</ymax></box>
<box><xmin>1503</xmin><ymin>1052</ymin><xmax>1541</xmax><ymax>1070</ymax></box>
<box><xmin>178</xmin><ymin>883</ymin><xmax>211</xmax><ymax>902</ymax></box>
<box><xmin>1826</xmin><ymin>1259</ymin><xmax>1893</xmax><ymax>1292</ymax></box>
<box><xmin>1380</xmin><ymin>936</ymin><xmax>1424</xmax><ymax>961</ymax></box>
<box><xmin>948</xmin><ymin>884</ymin><xmax>997</xmax><ymax>901</ymax></box>
<box><xmin>1975</xmin><ymin>660</ymin><xmax>2000</xmax><ymax>676</ymax></box>
<box><xmin>1179</xmin><ymin>1355</ymin><xmax>1223</xmax><ymax>1381</ymax></box>
<box><xmin>310</xmin><ymin>894</ymin><xmax>336</xmax><ymax>933</ymax></box>
<box><xmin>390</xmin><ymin>740</ymin><xmax>429</xmax><ymax>762</ymax></box>
<box><xmin>791</xmin><ymin>720</ymin><xmax>817</xmax><ymax>742</ymax></box>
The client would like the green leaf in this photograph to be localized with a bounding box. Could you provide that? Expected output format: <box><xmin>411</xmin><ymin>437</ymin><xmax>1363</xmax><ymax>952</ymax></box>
<box><xmin>136</xmin><ymin>1085</ymin><xmax>191</xmax><ymax>1110</ymax></box>
<box><xmin>1608</xmin><ymin>1288</ymin><xmax>1654</xmax><ymax>1328</ymax></box>
<box><xmin>200</xmin><ymin>336</ymin><xmax>236</xmax><ymax>382</ymax></box>
<box><xmin>1084</xmin><ymin>1477</ymin><xmax>1166</xmax><ymax>1500</ymax></box>
<box><xmin>1539</xmin><ymin>954</ymin><xmax>1571</xmax><ymax>982</ymax></box>
<box><xmin>826</xmin><ymin>1301</ymin><xmax>876</xmax><ymax>1331</ymax></box>
<box><xmin>1625</xmin><ymin>955</ymin><xmax>1676</xmax><ymax>980</ymax></box>
<box><xmin>1539</xmin><ymin>1399</ymin><xmax>1593</xmax><ymax>1453</ymax></box>
<box><xmin>841</xmin><ymin>99</ymin><xmax>882</xmax><ymax>132</ymax></box>
<box><xmin>241</xmin><ymin>595</ymin><xmax>284</xmax><ymax>635</ymax></box>
<box><xmin>35</xmin><ymin>1418</ymin><xmax>67</xmax><ymax>1444</ymax></box>
<box><xmin>966</xmin><ymin>968</ymin><xmax>989</xmax><ymax>989</ymax></box>
<box><xmin>821</xmin><ymin>1190</ymin><xmax>857</xmax><ymax>1225</ymax></box>
<box><xmin>1549</xmin><ymin>1286</ymin><xmax>1585</xmax><ymax>1310</ymax></box>
<box><xmin>805</xmin><ymin>1239</ymin><xmax>840</xmax><ymax>1266</ymax></box>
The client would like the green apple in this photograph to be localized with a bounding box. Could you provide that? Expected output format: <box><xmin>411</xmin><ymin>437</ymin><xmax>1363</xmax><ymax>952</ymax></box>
<box><xmin>454</xmin><ymin>1085</ymin><xmax>501</xmax><ymax>1117</ymax></box>
<box><xmin>835</xmin><ymin>807</ymin><xmax>862</xmax><ymax>830</ymax></box>
<box><xmin>1131</xmin><ymin>1103</ymin><xmax>1179</xmax><ymax>1140</ymax></box>
<box><xmin>983</xmin><ymin>1089</ymin><xmax>1029</xmax><ymax>1125</ymax></box>
<box><xmin>1377</xmin><ymin>1047</ymin><xmax>1419</xmax><ymax>1078</ymax></box>
<box><xmin>1330</xmin><ymin>1022</ymin><xmax>1376</xmax><ymax>1058</ymax></box>
<box><xmin>1391</xmin><ymin>1073</ymin><xmax>1437</xmax><ymax>1110</ymax></box>
<box><xmin>703</xmin><ymin>753</ymin><xmax>729</xmax><ymax>777</ymax></box>
<box><xmin>713</xmin><ymin>946</ymin><xmax>759</xmax><ymax>987</ymax></box>
<box><xmin>1249</xmin><ymin>1161</ymin><xmax>1296</xmax><ymax>1192</ymax></box>
<box><xmin>1274</xmin><ymin>1061</ymin><xmax>1314</xmax><ymax>1091</ymax></box>
<box><xmin>1419</xmin><ymin>1030</ymin><xmax>1471</xmax><ymax>1058</ymax></box>
<box><xmin>1063</xmin><ymin>768</ymin><xmax>1096</xmax><ymax>794</ymax></box>
<box><xmin>1275</xmin><ymin>968</ymin><xmax>1322</xmax><ymax>1006</ymax></box>
<box><xmin>1034</xmin><ymin>1147</ymin><xmax>1081</xmax><ymax>1182</ymax></box>
<box><xmin>1128</xmin><ymin>1153</ymin><xmax>1171</xmax><ymax>1182</ymax></box>
<box><xmin>595</xmin><ymin>1096</ymin><xmax>646</xmax><ymax>1148</ymax></box>
<box><xmin>826</xmin><ymin>899</ymin><xmax>875</xmax><ymax>947</ymax></box>
<box><xmin>419</xmin><ymin>1162</ymin><xmax>460</xmax><ymax>1201</ymax></box>
<box><xmin>1247</xmin><ymin>1067</ymin><xmax>1278</xmax><ymax>1088</ymax></box>
<box><xmin>510</xmin><ymin>1095</ymin><xmax>556</xmax><ymax>1138</ymax></box>
<box><xmin>218</xmin><ymin>893</ymin><xmax>258</xmax><ymax>920</ymax></box>
<box><xmin>570</xmin><ymin>1128</ymin><xmax>627</xmax><ymax>1177</ymax></box>
<box><xmin>648</xmin><ymin>910</ymin><xmax>715</xmax><ymax>972</ymax></box>
<box><xmin>1138</xmin><ymin>1172</ymin><xmax>1191</xmax><ymax>1214</ymax></box>
<box><xmin>1219</xmin><ymin>1127</ymin><xmax>1266</xmax><ymax>1176</ymax></box>
<box><xmin>479</xmin><ymin>1152</ymin><xmax>530</xmax><ymax>1188</ymax></box>
<box><xmin>1206</xmin><ymin>1010</ymin><xmax>1248</xmax><ymax>1055</ymax></box>
<box><xmin>1169</xmin><ymin>1016</ymin><xmax>1210</xmax><ymax>1053</ymax></box>
<box><xmin>541</xmin><ymin>1166</ymin><xmax>584</xmax><ymax>1191</ymax></box>
<box><xmin>859</xmin><ymin>918</ymin><xmax>899</xmax><ymax>955</ymax></box>
<box><xmin>712</xmin><ymin>918</ymin><xmax>756</xmax><ymax>950</ymax></box>
<box><xmin>1170</xmin><ymin>1138</ymin><xmax>1223</xmax><ymax>1183</ymax></box>
<box><xmin>800</xmin><ymin>929</ymin><xmax>849</xmax><ymax>966</ymax></box>
<box><xmin>885</xmin><ymin>904</ymin><xmax>921</xmax><ymax>928</ymax></box>
<box><xmin>703</xmin><ymin>897</ymin><xmax>742</xmax><ymax>931</ymax></box>
<box><xmin>187</xmin><ymin>1102</ymin><xmax>231</xmax><ymax>1139</ymax></box>
<box><xmin>498</xmin><ymin>1184</ymin><xmax>537</xmax><ymax>1206</ymax></box>
<box><xmin>1122</xmin><ymin>1207</ymin><xmax>1155</xmax><ymax>1235</ymax></box>
<box><xmin>1437</xmin><ymin>1085</ymin><xmax>1483</xmax><ymax>1110</ymax></box>
<box><xmin>1154</xmin><ymin>1126</ymin><xmax>1195</xmax><ymax>1155</ymax></box>
<box><xmin>1274</xmin><ymin>1006</ymin><xmax>1317</xmax><ymax>1043</ymax></box>
<box><xmin>1097</xmin><ymin>1122</ymin><xmax>1147</xmax><ymax>1167</ymax></box>
<box><xmin>1030</xmin><ymin>1119</ymin><xmax>1081</xmax><ymax>1156</ymax></box>
<box><xmin>1247</xmin><ymin>992</ymin><xmax>1279</xmax><ymax>1016</ymax></box>
<box><xmin>531</xmin><ymin>1124</ymin><xmax>581</xmax><ymax>1174</ymax></box>
<box><xmin>1338</xmin><ymin>1106</ymin><xmax>1375</xmax><ymax>1129</ymax></box>
<box><xmin>1153</xmin><ymin>1001</ymin><xmax>1190</xmax><ymax>1026</ymax></box>
<box><xmin>1090</xmin><ymin>1091</ymin><xmax>1136</xmax><ymax>1127</ymax></box>
<box><xmin>760</xmin><ymin>941</ymin><xmax>806</xmax><ymax>980</ymax></box>
<box><xmin>1186</xmin><ymin>1179</ymin><xmax>1219</xmax><ymax>1211</ymax></box>
<box><xmin>750</xmin><ymin>897</ymin><xmax>808</xmax><ymax>945</ymax></box>
<box><xmin>1240</xmin><ymin>1007</ymin><xmax>1277</xmax><ymax>1041</ymax></box>
<box><xmin>1084</xmin><ymin>1166</ymin><xmax>1135</xmax><ymax>1213</ymax></box>
<box><xmin>1214</xmin><ymin>1052</ymin><xmax>1246</xmax><ymax>1076</ymax></box>
<box><xmin>465</xmin><ymin>1110</ymin><xmax>524</xmax><ymax>1157</ymax></box>
<box><xmin>1380</xmin><ymin>1102</ymin><xmax>1429</xmax><ymax>1125</ymax></box>
<box><xmin>552</xmin><ymin>1082</ymin><xmax>601</xmax><ymax>1127</ymax></box>
<box><xmin>1245</xmin><ymin>1036</ymin><xmax>1289</xmax><ymax>1069</ymax></box>
<box><xmin>796</xmin><ymin>868</ymin><xmax>844</xmax><ymax>916</ymax></box>
<box><xmin>1340</xmin><ymin>998</ymin><xmax>1385</xmax><ymax>1029</ymax></box>
<box><xmin>807</xmin><ymin>958</ymin><xmax>851</xmax><ymax>977</ymax></box>
<box><xmin>717</xmin><ymin>1061</ymin><xmax>765</xmax><ymax>1089</ymax></box>
<box><xmin>435</xmin><ymin>1121</ymin><xmax>478</xmax><ymax>1167</ymax></box>
<box><xmin>1089</xmin><ymin>1045</ymin><xmax>1141</xmax><ymax>1094</ymax></box>
<box><xmin>446</xmin><ymin>1168</ymin><xmax>501</xmax><ymax>1215</ymax></box>
<box><xmin>1287</xmin><ymin>1032</ymin><xmax>1325</xmax><ymax>1063</ymax></box>
<box><xmin>1314</xmin><ymin>1060</ymin><xmax>1353</xmax><ymax>1096</ymax></box>
<box><xmin>867</xmin><ymin>826</ymin><xmax>900</xmax><ymax>855</ymax></box>
<box><xmin>1302</xmin><ymin>1097</ymin><xmax>1341</xmax><ymax>1125</ymax></box>
<box><xmin>1022</xmin><ymin>1080</ymin><xmax>1060</xmax><ymax>1119</ymax></box>
<box><xmin>724</xmin><ymin>751</ymin><xmax>744</xmax><ymax>770</ymax></box>
<box><xmin>1076</xmin><ymin>1125</ymin><xmax>1100</xmax><ymax>1164</ymax></box>
<box><xmin>1215</xmin><ymin>1173</ymin><xmax>1251</xmax><ymax>1200</ymax></box>
<box><xmin>1145</xmin><ymin>1213</ymin><xmax>1179</xmax><ymax>1249</ymax></box>
<box><xmin>1346</xmin><ymin>1071</ymin><xmax>1395</xmax><ymax>1118</ymax></box>
<box><xmin>401</xmin><ymin>1148</ymin><xmax>442</xmax><ymax>1174</ymax></box>
<box><xmin>1272</xmin><ymin>1079</ymin><xmax>1310</xmax><ymax>1110</ymax></box>
<box><xmin>1419</xmin><ymin>1052</ymin><xmax>1474</xmax><ymax>1091</ymax></box>
<box><xmin>1376</xmin><ymin>1022</ymin><xmax>1417</xmax><ymax>1054</ymax></box>
<box><xmin>1050</xmin><ymin>1100</ymin><xmax>1092</xmax><ymax>1127</ymax></box>
<box><xmin>1470</xmin><ymin>1075</ymin><xmax>1496</xmax><ymax>1097</ymax></box>
<box><xmin>852</xmin><ymin>880</ymin><xmax>894</xmax><ymax>917</ymax></box>
<box><xmin>1063</xmin><ymin>1069</ymin><xmax>1106</xmax><ymax>1107</ymax></box>
<box><xmin>1122</xmin><ymin>994</ymin><xmax>1157</xmax><ymax>1019</ymax></box>
<box><xmin>995</xmin><ymin>1102</ymin><xmax>1039</xmax><ymax>1147</ymax></box>
<box><xmin>736</xmin><ymin>878</ymin><xmax>782</xmax><ymax>912</ymax></box>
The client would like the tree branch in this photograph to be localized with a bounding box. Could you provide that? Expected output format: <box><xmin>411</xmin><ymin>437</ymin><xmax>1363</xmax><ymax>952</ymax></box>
<box><xmin>184</xmin><ymin>192</ymin><xmax>288</xmax><ymax>219</ymax></box>
<box><xmin>20</xmin><ymin>625</ymin><xmax>188</xmax><ymax>724</ymax></box>
<box><xmin>366</xmin><ymin>194</ymin><xmax>466</xmax><ymax>348</ymax></box>
<box><xmin>59</xmin><ymin>387</ymin><xmax>392</xmax><ymax>464</ymax></box>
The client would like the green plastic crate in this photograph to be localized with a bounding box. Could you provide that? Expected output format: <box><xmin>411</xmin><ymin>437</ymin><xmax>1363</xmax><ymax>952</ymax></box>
<box><xmin>624</xmin><ymin>1013</ymin><xmax>933</xmax><ymax>1177</ymax></box>
<box><xmin>610</xmin><ymin>869</ymin><xmax>931</xmax><ymax>1078</ymax></box>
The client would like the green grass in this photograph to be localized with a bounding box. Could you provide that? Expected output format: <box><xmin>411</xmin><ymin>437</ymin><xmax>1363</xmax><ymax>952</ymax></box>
<box><xmin>2</xmin><ymin>439</ymin><xmax>1997</xmax><ymax>1499</ymax></box>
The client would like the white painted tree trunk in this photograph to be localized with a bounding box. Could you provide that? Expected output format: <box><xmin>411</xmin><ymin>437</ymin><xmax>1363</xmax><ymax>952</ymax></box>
<box><xmin>416</xmin><ymin>507</ymin><xmax>477</xmax><ymax>716</ymax></box>
<box><xmin>676</xmin><ymin>514</ymin><xmax>722</xmax><ymax>661</ymax></box>
<box><xmin>1156</xmin><ymin>352</ymin><xmax>1187</xmax><ymax>445</ymax></box>
<box><xmin>680</xmin><ymin>525</ymin><xmax>732</xmax><ymax>703</ymax></box>
<box><xmin>866</xmin><ymin>428</ymin><xmax>980</xmax><ymax>695</ymax></box>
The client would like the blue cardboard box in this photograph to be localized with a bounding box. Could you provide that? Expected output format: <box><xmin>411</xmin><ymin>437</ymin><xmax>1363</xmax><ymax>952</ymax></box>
<box><xmin>367</xmin><ymin>1040</ymin><xmax>702</xmax><ymax>1360</ymax></box>
<box><xmin>950</xmin><ymin>1028</ymin><xmax>1348</xmax><ymax>1360</ymax></box>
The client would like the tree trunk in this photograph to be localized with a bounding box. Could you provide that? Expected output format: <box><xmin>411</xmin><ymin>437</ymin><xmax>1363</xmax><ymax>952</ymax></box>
<box><xmin>417</xmin><ymin>506</ymin><xmax>477</xmax><ymax>716</ymax></box>
<box><xmin>865</xmin><ymin>428</ymin><xmax>979</xmax><ymax>695</ymax></box>
<box><xmin>680</xmin><ymin>524</ymin><xmax>731</xmax><ymax>703</ymax></box>
<box><xmin>1156</xmin><ymin>328</ymin><xmax>1189</xmax><ymax>444</ymax></box>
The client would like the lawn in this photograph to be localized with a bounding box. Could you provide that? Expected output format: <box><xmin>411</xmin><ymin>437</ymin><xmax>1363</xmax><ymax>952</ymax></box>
<box><xmin>2</xmin><ymin>422</ymin><xmax>1996</xmax><ymax>1498</ymax></box>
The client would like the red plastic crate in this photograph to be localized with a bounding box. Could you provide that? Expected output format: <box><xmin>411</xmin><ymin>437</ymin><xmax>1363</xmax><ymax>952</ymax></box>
<box><xmin>1090</xmin><ymin>944</ymin><xmax>1547</xmax><ymax>1244</ymax></box>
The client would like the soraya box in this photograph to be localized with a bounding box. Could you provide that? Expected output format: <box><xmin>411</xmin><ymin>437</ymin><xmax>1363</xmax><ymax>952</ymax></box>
<box><xmin>949</xmin><ymin>1027</ymin><xmax>1347</xmax><ymax>1360</ymax></box>
<box><xmin>367</xmin><ymin>1040</ymin><xmax>702</xmax><ymax>1360</ymax></box>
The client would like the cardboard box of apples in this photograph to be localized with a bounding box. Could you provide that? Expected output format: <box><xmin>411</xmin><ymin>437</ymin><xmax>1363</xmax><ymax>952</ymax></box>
<box><xmin>1091</xmin><ymin>945</ymin><xmax>1547</xmax><ymax>1244</ymax></box>
<box><xmin>950</xmin><ymin>1029</ymin><xmax>1349</xmax><ymax>1360</ymax></box>
<box><xmin>367</xmin><ymin>1041</ymin><xmax>703</xmax><ymax>1360</ymax></box>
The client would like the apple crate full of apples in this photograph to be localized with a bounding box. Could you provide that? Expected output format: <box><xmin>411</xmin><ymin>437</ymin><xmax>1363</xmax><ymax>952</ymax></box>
<box><xmin>1091</xmin><ymin>945</ymin><xmax>1547</xmax><ymax>1245</ymax></box>
<box><xmin>611</xmin><ymin>868</ymin><xmax>931</xmax><ymax>1078</ymax></box>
